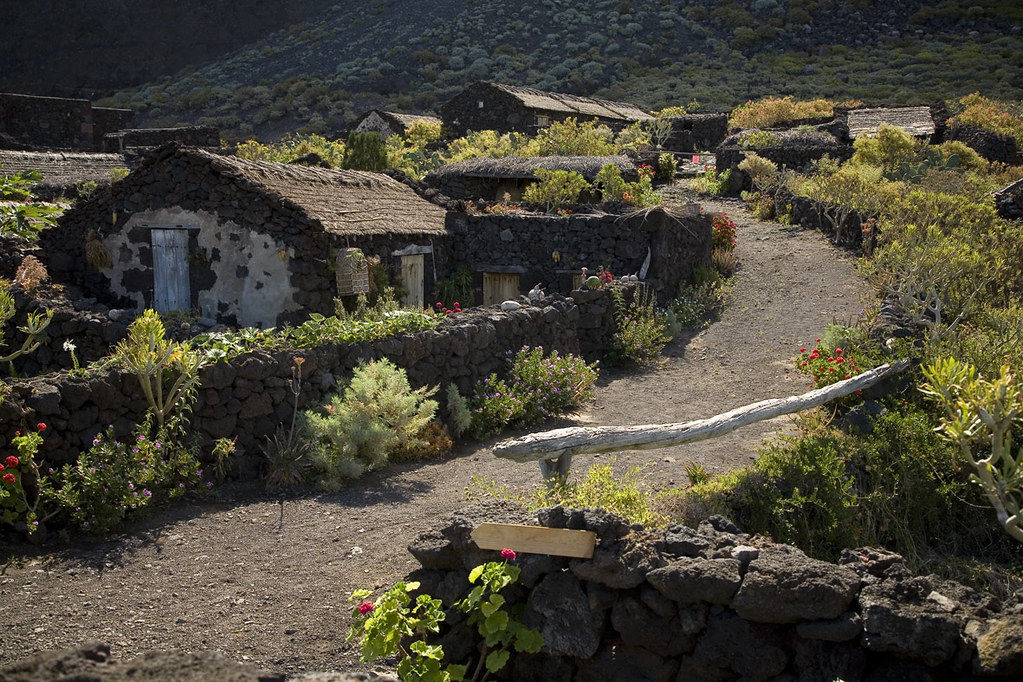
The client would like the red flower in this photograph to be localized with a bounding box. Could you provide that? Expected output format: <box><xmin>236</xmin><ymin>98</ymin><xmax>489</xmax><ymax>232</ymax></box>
<box><xmin>358</xmin><ymin>602</ymin><xmax>374</xmax><ymax>615</ymax></box>
<box><xmin>5</xmin><ymin>456</ymin><xmax>18</xmax><ymax>468</ymax></box>
<box><xmin>815</xmin><ymin>338</ymin><xmax>822</xmax><ymax>343</ymax></box>
<box><xmin>799</xmin><ymin>347</ymin><xmax>806</xmax><ymax>352</ymax></box>
<box><xmin>834</xmin><ymin>349</ymin><xmax>842</xmax><ymax>355</ymax></box>
<box><xmin>500</xmin><ymin>548</ymin><xmax>517</xmax><ymax>561</ymax></box>
<box><xmin>2</xmin><ymin>473</ymin><xmax>15</xmax><ymax>484</ymax></box>
<box><xmin>37</xmin><ymin>423</ymin><xmax>46</xmax><ymax>431</ymax></box>
<box><xmin>0</xmin><ymin>464</ymin><xmax>4</xmax><ymax>471</ymax></box>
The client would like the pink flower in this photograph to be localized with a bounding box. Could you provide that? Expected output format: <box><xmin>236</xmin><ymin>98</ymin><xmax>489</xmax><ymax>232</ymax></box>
<box><xmin>358</xmin><ymin>602</ymin><xmax>374</xmax><ymax>615</ymax></box>
<box><xmin>500</xmin><ymin>548</ymin><xmax>517</xmax><ymax>561</ymax></box>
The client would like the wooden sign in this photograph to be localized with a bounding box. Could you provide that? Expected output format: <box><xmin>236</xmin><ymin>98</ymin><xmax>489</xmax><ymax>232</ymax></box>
<box><xmin>471</xmin><ymin>523</ymin><xmax>596</xmax><ymax>559</ymax></box>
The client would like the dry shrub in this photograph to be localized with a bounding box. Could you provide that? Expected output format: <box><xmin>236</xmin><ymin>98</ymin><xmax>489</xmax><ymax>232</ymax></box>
<box><xmin>85</xmin><ymin>229</ymin><xmax>112</xmax><ymax>270</ymax></box>
<box><xmin>712</xmin><ymin>248</ymin><xmax>738</xmax><ymax>276</ymax></box>
<box><xmin>15</xmin><ymin>254</ymin><xmax>47</xmax><ymax>293</ymax></box>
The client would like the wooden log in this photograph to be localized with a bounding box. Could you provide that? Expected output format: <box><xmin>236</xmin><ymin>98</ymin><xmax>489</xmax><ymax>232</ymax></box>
<box><xmin>494</xmin><ymin>359</ymin><xmax>913</xmax><ymax>463</ymax></box>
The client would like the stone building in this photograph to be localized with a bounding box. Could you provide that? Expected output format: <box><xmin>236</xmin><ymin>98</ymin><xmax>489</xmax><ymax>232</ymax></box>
<box><xmin>40</xmin><ymin>145</ymin><xmax>450</xmax><ymax>328</ymax></box>
<box><xmin>0</xmin><ymin>92</ymin><xmax>134</xmax><ymax>151</ymax></box>
<box><xmin>424</xmin><ymin>154</ymin><xmax>637</xmax><ymax>202</ymax></box>
<box><xmin>350</xmin><ymin>110</ymin><xmax>441</xmax><ymax>139</ymax></box>
<box><xmin>0</xmin><ymin>149</ymin><xmax>130</xmax><ymax>200</ymax></box>
<box><xmin>440</xmin><ymin>81</ymin><xmax>651</xmax><ymax>136</ymax></box>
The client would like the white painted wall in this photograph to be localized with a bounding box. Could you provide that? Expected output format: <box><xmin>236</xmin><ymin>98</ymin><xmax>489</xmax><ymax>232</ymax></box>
<box><xmin>103</xmin><ymin>207</ymin><xmax>302</xmax><ymax>328</ymax></box>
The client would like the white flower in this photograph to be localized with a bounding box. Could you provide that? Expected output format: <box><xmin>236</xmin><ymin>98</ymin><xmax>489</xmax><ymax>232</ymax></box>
<box><xmin>63</xmin><ymin>340</ymin><xmax>76</xmax><ymax>352</ymax></box>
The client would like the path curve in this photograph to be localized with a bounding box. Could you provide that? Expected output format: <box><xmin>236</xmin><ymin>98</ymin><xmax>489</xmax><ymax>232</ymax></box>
<box><xmin>0</xmin><ymin>197</ymin><xmax>872</xmax><ymax>676</ymax></box>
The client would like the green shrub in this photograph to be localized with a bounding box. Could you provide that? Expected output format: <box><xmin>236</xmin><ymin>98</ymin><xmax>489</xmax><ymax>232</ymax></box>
<box><xmin>0</xmin><ymin>169</ymin><xmax>62</xmax><ymax>239</ymax></box>
<box><xmin>468</xmin><ymin>346</ymin><xmax>598</xmax><ymax>438</ymax></box>
<box><xmin>529</xmin><ymin>117</ymin><xmax>617</xmax><ymax>156</ymax></box>
<box><xmin>303</xmin><ymin>359</ymin><xmax>439</xmax><ymax>489</ymax></box>
<box><xmin>850</xmin><ymin>123</ymin><xmax>920</xmax><ymax>173</ymax></box>
<box><xmin>949</xmin><ymin>92</ymin><xmax>1023</xmax><ymax>142</ymax></box>
<box><xmin>656</xmin><ymin>152</ymin><xmax>678</xmax><ymax>181</ymax></box>
<box><xmin>522</xmin><ymin>168</ymin><xmax>589</xmax><ymax>212</ymax></box>
<box><xmin>469</xmin><ymin>458</ymin><xmax>669</xmax><ymax>528</ymax></box>
<box><xmin>609</xmin><ymin>285</ymin><xmax>668</xmax><ymax>365</ymax></box>
<box><xmin>728</xmin><ymin>96</ymin><xmax>837</xmax><ymax>130</ymax></box>
<box><xmin>691</xmin><ymin>167</ymin><xmax>732</xmax><ymax>196</ymax></box>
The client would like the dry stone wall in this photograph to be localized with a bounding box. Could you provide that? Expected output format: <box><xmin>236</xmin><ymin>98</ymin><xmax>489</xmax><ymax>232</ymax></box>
<box><xmin>0</xmin><ymin>291</ymin><xmax>629</xmax><ymax>477</ymax></box>
<box><xmin>447</xmin><ymin>208</ymin><xmax>710</xmax><ymax>305</ymax></box>
<box><xmin>408</xmin><ymin>501</ymin><xmax>1023</xmax><ymax>682</ymax></box>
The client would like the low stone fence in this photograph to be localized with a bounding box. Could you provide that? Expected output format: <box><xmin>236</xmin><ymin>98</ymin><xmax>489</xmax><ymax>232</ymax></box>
<box><xmin>0</xmin><ymin>288</ymin><xmax>634</xmax><ymax>477</ymax></box>
<box><xmin>408</xmin><ymin>501</ymin><xmax>1023</xmax><ymax>681</ymax></box>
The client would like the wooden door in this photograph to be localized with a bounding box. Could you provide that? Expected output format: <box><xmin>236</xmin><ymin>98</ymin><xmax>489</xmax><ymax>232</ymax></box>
<box><xmin>151</xmin><ymin>228</ymin><xmax>190</xmax><ymax>312</ymax></box>
<box><xmin>483</xmin><ymin>272</ymin><xmax>520</xmax><ymax>306</ymax></box>
<box><xmin>401</xmin><ymin>254</ymin><xmax>425</xmax><ymax>310</ymax></box>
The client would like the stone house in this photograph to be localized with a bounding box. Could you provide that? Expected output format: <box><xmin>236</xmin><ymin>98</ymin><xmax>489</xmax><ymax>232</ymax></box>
<box><xmin>0</xmin><ymin>92</ymin><xmax>134</xmax><ymax>151</ymax></box>
<box><xmin>841</xmin><ymin>105</ymin><xmax>936</xmax><ymax>140</ymax></box>
<box><xmin>440</xmin><ymin>81</ymin><xmax>652</xmax><ymax>136</ymax></box>
<box><xmin>0</xmin><ymin>149</ymin><xmax>130</xmax><ymax>200</ymax></box>
<box><xmin>350</xmin><ymin>110</ymin><xmax>441</xmax><ymax>139</ymax></box>
<box><xmin>424</xmin><ymin>154</ymin><xmax>637</xmax><ymax>202</ymax></box>
<box><xmin>41</xmin><ymin>145</ymin><xmax>450</xmax><ymax>328</ymax></box>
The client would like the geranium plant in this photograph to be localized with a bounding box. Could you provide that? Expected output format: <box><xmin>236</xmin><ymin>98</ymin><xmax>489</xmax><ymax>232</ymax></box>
<box><xmin>347</xmin><ymin>548</ymin><xmax>543</xmax><ymax>682</ymax></box>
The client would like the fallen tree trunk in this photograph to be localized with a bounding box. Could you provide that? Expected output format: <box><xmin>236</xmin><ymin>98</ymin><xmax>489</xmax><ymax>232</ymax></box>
<box><xmin>494</xmin><ymin>359</ymin><xmax>913</xmax><ymax>466</ymax></box>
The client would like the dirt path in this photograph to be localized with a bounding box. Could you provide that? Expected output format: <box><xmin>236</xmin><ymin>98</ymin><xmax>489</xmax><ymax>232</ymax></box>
<box><xmin>0</xmin><ymin>196</ymin><xmax>872</xmax><ymax>677</ymax></box>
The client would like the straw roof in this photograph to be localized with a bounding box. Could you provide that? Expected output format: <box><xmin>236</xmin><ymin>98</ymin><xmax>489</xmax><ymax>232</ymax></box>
<box><xmin>429</xmin><ymin>155</ymin><xmax>636</xmax><ymax>181</ymax></box>
<box><xmin>847</xmin><ymin>107</ymin><xmax>935</xmax><ymax>138</ymax></box>
<box><xmin>383</xmin><ymin>112</ymin><xmax>441</xmax><ymax>128</ymax></box>
<box><xmin>489</xmin><ymin>83</ymin><xmax>652</xmax><ymax>122</ymax></box>
<box><xmin>185</xmin><ymin>147</ymin><xmax>447</xmax><ymax>236</ymax></box>
<box><xmin>0</xmin><ymin>150</ymin><xmax>128</xmax><ymax>189</ymax></box>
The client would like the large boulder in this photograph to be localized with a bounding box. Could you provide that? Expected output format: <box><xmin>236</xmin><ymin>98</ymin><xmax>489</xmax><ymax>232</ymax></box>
<box><xmin>731</xmin><ymin>548</ymin><xmax>860</xmax><ymax>623</ymax></box>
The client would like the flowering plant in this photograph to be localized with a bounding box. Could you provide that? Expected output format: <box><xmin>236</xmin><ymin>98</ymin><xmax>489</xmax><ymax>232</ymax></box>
<box><xmin>794</xmin><ymin>338</ymin><xmax>864</xmax><ymax>392</ymax></box>
<box><xmin>348</xmin><ymin>549</ymin><xmax>542</xmax><ymax>682</ymax></box>
<box><xmin>468</xmin><ymin>346</ymin><xmax>598</xmax><ymax>438</ymax></box>
<box><xmin>43</xmin><ymin>417</ymin><xmax>207</xmax><ymax>532</ymax></box>
<box><xmin>1</xmin><ymin>423</ymin><xmax>46</xmax><ymax>529</ymax></box>
<box><xmin>637</xmin><ymin>163</ymin><xmax>655</xmax><ymax>182</ymax></box>
<box><xmin>711</xmin><ymin>213</ymin><xmax>738</xmax><ymax>251</ymax></box>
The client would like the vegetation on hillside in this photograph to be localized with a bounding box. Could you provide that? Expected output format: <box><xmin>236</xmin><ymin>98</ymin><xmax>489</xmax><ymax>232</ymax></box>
<box><xmin>85</xmin><ymin>0</ymin><xmax>1023</xmax><ymax>141</ymax></box>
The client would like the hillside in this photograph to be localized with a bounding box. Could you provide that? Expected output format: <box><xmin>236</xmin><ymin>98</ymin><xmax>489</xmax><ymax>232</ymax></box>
<box><xmin>9</xmin><ymin>0</ymin><xmax>1023</xmax><ymax>141</ymax></box>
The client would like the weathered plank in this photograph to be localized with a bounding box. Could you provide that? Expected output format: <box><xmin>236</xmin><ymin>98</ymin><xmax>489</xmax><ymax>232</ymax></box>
<box><xmin>494</xmin><ymin>359</ymin><xmax>912</xmax><ymax>463</ymax></box>
<box><xmin>471</xmin><ymin>522</ymin><xmax>597</xmax><ymax>558</ymax></box>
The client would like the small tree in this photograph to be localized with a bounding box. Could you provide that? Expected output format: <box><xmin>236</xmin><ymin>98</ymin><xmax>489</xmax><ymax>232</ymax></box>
<box><xmin>342</xmin><ymin>132</ymin><xmax>388</xmax><ymax>171</ymax></box>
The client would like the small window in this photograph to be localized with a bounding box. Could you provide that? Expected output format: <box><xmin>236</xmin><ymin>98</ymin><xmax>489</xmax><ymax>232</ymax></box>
<box><xmin>536</xmin><ymin>114</ymin><xmax>550</xmax><ymax>127</ymax></box>
<box><xmin>478</xmin><ymin>100</ymin><xmax>485</xmax><ymax>108</ymax></box>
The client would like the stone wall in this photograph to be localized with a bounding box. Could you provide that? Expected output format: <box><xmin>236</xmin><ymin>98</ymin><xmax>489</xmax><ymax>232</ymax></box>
<box><xmin>101</xmin><ymin>126</ymin><xmax>220</xmax><ymax>153</ymax></box>
<box><xmin>408</xmin><ymin>502</ymin><xmax>1023</xmax><ymax>681</ymax></box>
<box><xmin>447</xmin><ymin>207</ymin><xmax>710</xmax><ymax>305</ymax></box>
<box><xmin>663</xmin><ymin>113</ymin><xmax>729</xmax><ymax>152</ymax></box>
<box><xmin>948</xmin><ymin>125</ymin><xmax>1019</xmax><ymax>165</ymax></box>
<box><xmin>0</xmin><ymin>94</ymin><xmax>94</xmax><ymax>151</ymax></box>
<box><xmin>0</xmin><ymin>291</ymin><xmax>629</xmax><ymax>477</ymax></box>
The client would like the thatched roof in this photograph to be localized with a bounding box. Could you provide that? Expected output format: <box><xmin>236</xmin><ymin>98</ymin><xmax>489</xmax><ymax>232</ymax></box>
<box><xmin>489</xmin><ymin>83</ymin><xmax>652</xmax><ymax>122</ymax></box>
<box><xmin>185</xmin><ymin>147</ymin><xmax>447</xmax><ymax>236</ymax></box>
<box><xmin>428</xmin><ymin>155</ymin><xmax>636</xmax><ymax>181</ymax></box>
<box><xmin>847</xmin><ymin>107</ymin><xmax>935</xmax><ymax>138</ymax></box>
<box><xmin>382</xmin><ymin>111</ymin><xmax>441</xmax><ymax>128</ymax></box>
<box><xmin>0</xmin><ymin>150</ymin><xmax>128</xmax><ymax>189</ymax></box>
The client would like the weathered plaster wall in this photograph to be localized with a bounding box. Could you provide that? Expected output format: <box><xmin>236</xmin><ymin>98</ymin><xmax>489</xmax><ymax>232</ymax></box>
<box><xmin>101</xmin><ymin>207</ymin><xmax>301</xmax><ymax>327</ymax></box>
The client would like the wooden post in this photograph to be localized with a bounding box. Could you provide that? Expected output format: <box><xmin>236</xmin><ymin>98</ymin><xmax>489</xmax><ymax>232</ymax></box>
<box><xmin>494</xmin><ymin>360</ymin><xmax>913</xmax><ymax>474</ymax></box>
